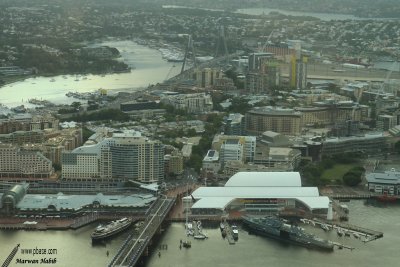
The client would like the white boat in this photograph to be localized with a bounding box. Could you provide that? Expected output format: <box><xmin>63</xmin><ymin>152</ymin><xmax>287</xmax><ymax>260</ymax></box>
<box><xmin>91</xmin><ymin>217</ymin><xmax>133</xmax><ymax>241</ymax></box>
<box><xmin>353</xmin><ymin>232</ymin><xmax>360</xmax><ymax>239</ymax></box>
<box><xmin>321</xmin><ymin>224</ymin><xmax>330</xmax><ymax>231</ymax></box>
<box><xmin>337</xmin><ymin>228</ymin><xmax>344</xmax><ymax>237</ymax></box>
<box><xmin>220</xmin><ymin>222</ymin><xmax>225</xmax><ymax>231</ymax></box>
<box><xmin>50</xmin><ymin>78</ymin><xmax>55</xmax><ymax>82</ymax></box>
<box><xmin>232</xmin><ymin>225</ymin><xmax>239</xmax><ymax>240</ymax></box>
<box><xmin>194</xmin><ymin>234</ymin><xmax>208</xmax><ymax>240</ymax></box>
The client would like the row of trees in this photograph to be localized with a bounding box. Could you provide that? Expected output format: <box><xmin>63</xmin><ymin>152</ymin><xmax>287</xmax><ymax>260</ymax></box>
<box><xmin>187</xmin><ymin>113</ymin><xmax>224</xmax><ymax>172</ymax></box>
<box><xmin>16</xmin><ymin>47</ymin><xmax>129</xmax><ymax>75</ymax></box>
<box><xmin>65</xmin><ymin>109</ymin><xmax>129</xmax><ymax>122</ymax></box>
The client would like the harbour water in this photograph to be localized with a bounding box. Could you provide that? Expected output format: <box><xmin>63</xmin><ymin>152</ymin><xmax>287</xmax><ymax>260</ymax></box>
<box><xmin>0</xmin><ymin>40</ymin><xmax>181</xmax><ymax>108</ymax></box>
<box><xmin>235</xmin><ymin>8</ymin><xmax>396</xmax><ymax>21</ymax></box>
<box><xmin>0</xmin><ymin>200</ymin><xmax>399</xmax><ymax>267</ymax></box>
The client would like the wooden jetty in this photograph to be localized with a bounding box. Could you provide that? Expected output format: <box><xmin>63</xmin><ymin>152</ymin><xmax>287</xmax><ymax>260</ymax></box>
<box><xmin>223</xmin><ymin>221</ymin><xmax>235</xmax><ymax>245</ymax></box>
<box><xmin>303</xmin><ymin>218</ymin><xmax>383</xmax><ymax>243</ymax></box>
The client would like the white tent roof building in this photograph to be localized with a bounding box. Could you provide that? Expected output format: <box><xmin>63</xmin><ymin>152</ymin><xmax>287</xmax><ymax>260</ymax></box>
<box><xmin>185</xmin><ymin>172</ymin><xmax>330</xmax><ymax>218</ymax></box>
<box><xmin>224</xmin><ymin>172</ymin><xmax>302</xmax><ymax>187</ymax></box>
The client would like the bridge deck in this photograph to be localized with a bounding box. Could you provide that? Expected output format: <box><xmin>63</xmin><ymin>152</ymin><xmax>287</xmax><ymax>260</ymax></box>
<box><xmin>108</xmin><ymin>196</ymin><xmax>176</xmax><ymax>267</ymax></box>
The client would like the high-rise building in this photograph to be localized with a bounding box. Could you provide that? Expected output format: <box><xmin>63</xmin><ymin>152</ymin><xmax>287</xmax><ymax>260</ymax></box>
<box><xmin>193</xmin><ymin>68</ymin><xmax>222</xmax><ymax>88</ymax></box>
<box><xmin>223</xmin><ymin>113</ymin><xmax>245</xmax><ymax>135</ymax></box>
<box><xmin>62</xmin><ymin>131</ymin><xmax>164</xmax><ymax>183</ymax></box>
<box><xmin>248</xmin><ymin>53</ymin><xmax>274</xmax><ymax>72</ymax></box>
<box><xmin>289</xmin><ymin>55</ymin><xmax>308</xmax><ymax>89</ymax></box>
<box><xmin>212</xmin><ymin>135</ymin><xmax>256</xmax><ymax>164</ymax></box>
<box><xmin>246</xmin><ymin>57</ymin><xmax>280</xmax><ymax>94</ymax></box>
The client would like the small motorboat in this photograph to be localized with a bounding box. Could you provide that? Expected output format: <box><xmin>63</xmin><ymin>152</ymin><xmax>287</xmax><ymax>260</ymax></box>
<box><xmin>220</xmin><ymin>222</ymin><xmax>225</xmax><ymax>231</ymax></box>
<box><xmin>194</xmin><ymin>234</ymin><xmax>208</xmax><ymax>240</ymax></box>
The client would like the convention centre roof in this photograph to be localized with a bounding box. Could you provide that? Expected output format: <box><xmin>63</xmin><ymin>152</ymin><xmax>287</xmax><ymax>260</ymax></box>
<box><xmin>224</xmin><ymin>172</ymin><xmax>301</xmax><ymax>187</ymax></box>
<box><xmin>186</xmin><ymin>172</ymin><xmax>328</xmax><ymax>211</ymax></box>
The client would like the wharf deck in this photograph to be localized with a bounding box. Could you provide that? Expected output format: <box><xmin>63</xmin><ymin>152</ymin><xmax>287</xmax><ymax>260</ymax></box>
<box><xmin>223</xmin><ymin>221</ymin><xmax>235</xmax><ymax>245</ymax></box>
<box><xmin>305</xmin><ymin>218</ymin><xmax>383</xmax><ymax>243</ymax></box>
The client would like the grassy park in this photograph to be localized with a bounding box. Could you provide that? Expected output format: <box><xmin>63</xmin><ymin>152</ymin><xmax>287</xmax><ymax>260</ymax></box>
<box><xmin>321</xmin><ymin>163</ymin><xmax>360</xmax><ymax>184</ymax></box>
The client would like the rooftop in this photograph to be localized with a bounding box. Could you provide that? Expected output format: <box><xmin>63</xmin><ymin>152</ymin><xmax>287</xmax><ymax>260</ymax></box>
<box><xmin>225</xmin><ymin>172</ymin><xmax>301</xmax><ymax>187</ymax></box>
<box><xmin>14</xmin><ymin>192</ymin><xmax>156</xmax><ymax>211</ymax></box>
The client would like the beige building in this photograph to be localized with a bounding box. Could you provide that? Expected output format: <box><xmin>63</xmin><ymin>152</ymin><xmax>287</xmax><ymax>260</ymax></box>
<box><xmin>162</xmin><ymin>93</ymin><xmax>213</xmax><ymax>114</ymax></box>
<box><xmin>253</xmin><ymin>145</ymin><xmax>301</xmax><ymax>171</ymax></box>
<box><xmin>0</xmin><ymin>144</ymin><xmax>53</xmax><ymax>179</ymax></box>
<box><xmin>164</xmin><ymin>150</ymin><xmax>184</xmax><ymax>177</ymax></box>
<box><xmin>0</xmin><ymin>113</ymin><xmax>58</xmax><ymax>134</ymax></box>
<box><xmin>296</xmin><ymin>103</ymin><xmax>369</xmax><ymax>126</ymax></box>
<box><xmin>246</xmin><ymin>107</ymin><xmax>302</xmax><ymax>136</ymax></box>
<box><xmin>193</xmin><ymin>68</ymin><xmax>222</xmax><ymax>88</ymax></box>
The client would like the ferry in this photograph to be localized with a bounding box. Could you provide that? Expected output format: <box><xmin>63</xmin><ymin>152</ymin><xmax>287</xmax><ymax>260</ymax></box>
<box><xmin>91</xmin><ymin>217</ymin><xmax>133</xmax><ymax>241</ymax></box>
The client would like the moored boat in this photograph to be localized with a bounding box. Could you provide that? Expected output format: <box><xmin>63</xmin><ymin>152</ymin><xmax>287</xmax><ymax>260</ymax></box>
<box><xmin>220</xmin><ymin>222</ymin><xmax>225</xmax><ymax>231</ymax></box>
<box><xmin>321</xmin><ymin>224</ymin><xmax>330</xmax><ymax>231</ymax></box>
<box><xmin>194</xmin><ymin>234</ymin><xmax>208</xmax><ymax>240</ymax></box>
<box><xmin>91</xmin><ymin>217</ymin><xmax>133</xmax><ymax>241</ymax></box>
<box><xmin>232</xmin><ymin>225</ymin><xmax>239</xmax><ymax>240</ymax></box>
<box><xmin>182</xmin><ymin>240</ymin><xmax>191</xmax><ymax>248</ymax></box>
<box><xmin>337</xmin><ymin>228</ymin><xmax>344</xmax><ymax>237</ymax></box>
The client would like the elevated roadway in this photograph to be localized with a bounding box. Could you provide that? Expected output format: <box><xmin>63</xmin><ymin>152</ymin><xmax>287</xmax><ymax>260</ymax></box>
<box><xmin>280</xmin><ymin>62</ymin><xmax>400</xmax><ymax>82</ymax></box>
<box><xmin>167</xmin><ymin>51</ymin><xmax>244</xmax><ymax>83</ymax></box>
<box><xmin>108</xmin><ymin>196</ymin><xmax>176</xmax><ymax>267</ymax></box>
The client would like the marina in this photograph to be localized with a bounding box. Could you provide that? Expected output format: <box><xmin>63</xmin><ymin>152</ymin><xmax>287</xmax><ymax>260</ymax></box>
<box><xmin>300</xmin><ymin>218</ymin><xmax>383</xmax><ymax>244</ymax></box>
<box><xmin>0</xmin><ymin>200</ymin><xmax>396</xmax><ymax>267</ymax></box>
<box><xmin>0</xmin><ymin>40</ymin><xmax>180</xmax><ymax>108</ymax></box>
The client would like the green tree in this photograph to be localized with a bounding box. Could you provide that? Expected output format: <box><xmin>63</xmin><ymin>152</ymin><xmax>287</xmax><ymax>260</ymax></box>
<box><xmin>343</xmin><ymin>171</ymin><xmax>362</xmax><ymax>186</ymax></box>
<box><xmin>82</xmin><ymin>126</ymin><xmax>95</xmax><ymax>143</ymax></box>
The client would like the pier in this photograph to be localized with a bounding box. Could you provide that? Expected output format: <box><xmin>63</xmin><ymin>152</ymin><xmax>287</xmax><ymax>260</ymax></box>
<box><xmin>108</xmin><ymin>196</ymin><xmax>176</xmax><ymax>267</ymax></box>
<box><xmin>222</xmin><ymin>220</ymin><xmax>236</xmax><ymax>245</ymax></box>
<box><xmin>301</xmin><ymin>218</ymin><xmax>383</xmax><ymax>244</ymax></box>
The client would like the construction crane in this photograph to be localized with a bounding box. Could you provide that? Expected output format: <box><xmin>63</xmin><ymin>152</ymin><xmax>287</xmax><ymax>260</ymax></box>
<box><xmin>258</xmin><ymin>29</ymin><xmax>275</xmax><ymax>53</ymax></box>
